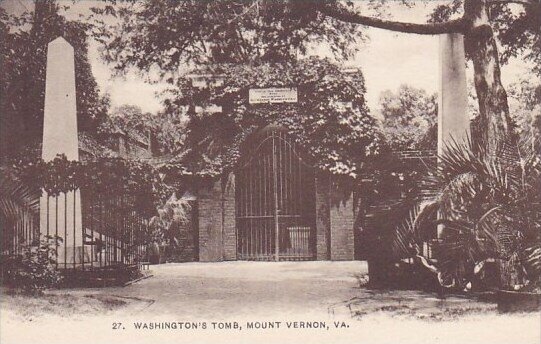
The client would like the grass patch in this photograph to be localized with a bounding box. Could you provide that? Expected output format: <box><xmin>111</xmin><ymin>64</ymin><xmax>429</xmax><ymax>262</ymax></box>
<box><xmin>346</xmin><ymin>289</ymin><xmax>499</xmax><ymax>322</ymax></box>
<box><xmin>1</xmin><ymin>289</ymin><xmax>130</xmax><ymax>321</ymax></box>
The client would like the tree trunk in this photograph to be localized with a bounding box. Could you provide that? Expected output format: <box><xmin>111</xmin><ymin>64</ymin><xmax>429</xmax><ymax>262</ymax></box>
<box><xmin>497</xmin><ymin>258</ymin><xmax>522</xmax><ymax>290</ymax></box>
<box><xmin>464</xmin><ymin>0</ymin><xmax>519</xmax><ymax>290</ymax></box>
<box><xmin>464</xmin><ymin>0</ymin><xmax>514</xmax><ymax>153</ymax></box>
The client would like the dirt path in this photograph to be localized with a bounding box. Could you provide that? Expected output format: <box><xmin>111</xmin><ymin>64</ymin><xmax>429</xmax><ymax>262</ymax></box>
<box><xmin>2</xmin><ymin>261</ymin><xmax>540</xmax><ymax>344</ymax></box>
<box><xmin>91</xmin><ymin>261</ymin><xmax>366</xmax><ymax>319</ymax></box>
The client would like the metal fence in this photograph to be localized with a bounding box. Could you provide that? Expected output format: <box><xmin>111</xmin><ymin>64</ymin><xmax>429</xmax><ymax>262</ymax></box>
<box><xmin>2</xmin><ymin>189</ymin><xmax>151</xmax><ymax>270</ymax></box>
<box><xmin>80</xmin><ymin>190</ymin><xmax>150</xmax><ymax>269</ymax></box>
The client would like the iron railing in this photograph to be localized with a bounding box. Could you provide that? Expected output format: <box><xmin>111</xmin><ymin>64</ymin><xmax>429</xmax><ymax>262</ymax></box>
<box><xmin>2</xmin><ymin>189</ymin><xmax>150</xmax><ymax>270</ymax></box>
<box><xmin>236</xmin><ymin>129</ymin><xmax>316</xmax><ymax>261</ymax></box>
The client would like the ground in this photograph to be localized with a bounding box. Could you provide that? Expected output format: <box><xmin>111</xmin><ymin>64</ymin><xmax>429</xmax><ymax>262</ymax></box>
<box><xmin>1</xmin><ymin>261</ymin><xmax>540</xmax><ymax>344</ymax></box>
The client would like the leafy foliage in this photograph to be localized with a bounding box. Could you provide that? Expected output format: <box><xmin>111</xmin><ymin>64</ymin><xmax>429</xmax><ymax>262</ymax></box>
<box><xmin>162</xmin><ymin>58</ymin><xmax>383</xmax><ymax>177</ymax></box>
<box><xmin>86</xmin><ymin>0</ymin><xmax>539</xmax><ymax>159</ymax></box>
<box><xmin>430</xmin><ymin>0</ymin><xmax>541</xmax><ymax>76</ymax></box>
<box><xmin>508</xmin><ymin>77</ymin><xmax>541</xmax><ymax>146</ymax></box>
<box><xmin>98</xmin><ymin>105</ymin><xmax>187</xmax><ymax>155</ymax></box>
<box><xmin>490</xmin><ymin>1</ymin><xmax>541</xmax><ymax>75</ymax></box>
<box><xmin>379</xmin><ymin>85</ymin><xmax>438</xmax><ymax>150</ymax></box>
<box><xmin>90</xmin><ymin>0</ymin><xmax>364</xmax><ymax>76</ymax></box>
<box><xmin>12</xmin><ymin>155</ymin><xmax>172</xmax><ymax>216</ymax></box>
<box><xmin>2</xmin><ymin>235</ymin><xmax>63</xmax><ymax>294</ymax></box>
<box><xmin>393</xmin><ymin>135</ymin><xmax>541</xmax><ymax>290</ymax></box>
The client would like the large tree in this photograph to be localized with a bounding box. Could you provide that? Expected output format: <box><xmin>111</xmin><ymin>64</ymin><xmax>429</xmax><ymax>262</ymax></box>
<box><xmin>319</xmin><ymin>0</ymin><xmax>539</xmax><ymax>152</ymax></box>
<box><xmin>91</xmin><ymin>0</ymin><xmax>539</xmax><ymax>153</ymax></box>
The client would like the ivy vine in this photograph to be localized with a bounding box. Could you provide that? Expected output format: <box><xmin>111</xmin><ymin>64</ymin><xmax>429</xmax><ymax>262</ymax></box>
<box><xmin>13</xmin><ymin>155</ymin><xmax>172</xmax><ymax>215</ymax></box>
<box><xmin>162</xmin><ymin>57</ymin><xmax>384</xmax><ymax>178</ymax></box>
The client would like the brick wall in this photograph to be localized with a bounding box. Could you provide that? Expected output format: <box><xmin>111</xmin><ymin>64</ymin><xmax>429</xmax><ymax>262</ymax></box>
<box><xmin>198</xmin><ymin>179</ymin><xmax>223</xmax><ymax>262</ymax></box>
<box><xmin>329</xmin><ymin>181</ymin><xmax>355</xmax><ymax>261</ymax></box>
<box><xmin>315</xmin><ymin>174</ymin><xmax>330</xmax><ymax>260</ymax></box>
<box><xmin>222</xmin><ymin>173</ymin><xmax>237</xmax><ymax>260</ymax></box>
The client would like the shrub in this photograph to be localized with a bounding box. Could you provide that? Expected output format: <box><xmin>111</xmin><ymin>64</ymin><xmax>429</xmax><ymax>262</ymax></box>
<box><xmin>392</xmin><ymin>136</ymin><xmax>541</xmax><ymax>291</ymax></box>
<box><xmin>3</xmin><ymin>235</ymin><xmax>63</xmax><ymax>294</ymax></box>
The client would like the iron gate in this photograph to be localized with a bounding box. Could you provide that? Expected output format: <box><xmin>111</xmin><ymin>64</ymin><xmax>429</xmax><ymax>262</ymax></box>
<box><xmin>236</xmin><ymin>128</ymin><xmax>316</xmax><ymax>261</ymax></box>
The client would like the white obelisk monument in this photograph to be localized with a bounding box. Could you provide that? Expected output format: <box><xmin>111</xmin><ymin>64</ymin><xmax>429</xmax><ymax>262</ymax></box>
<box><xmin>438</xmin><ymin>33</ymin><xmax>470</xmax><ymax>155</ymax></box>
<box><xmin>433</xmin><ymin>33</ymin><xmax>470</xmax><ymax>242</ymax></box>
<box><xmin>39</xmin><ymin>37</ymin><xmax>84</xmax><ymax>266</ymax></box>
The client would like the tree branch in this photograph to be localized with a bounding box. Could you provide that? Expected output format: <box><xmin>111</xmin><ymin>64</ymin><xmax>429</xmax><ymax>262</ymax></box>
<box><xmin>488</xmin><ymin>0</ymin><xmax>538</xmax><ymax>6</ymax></box>
<box><xmin>317</xmin><ymin>3</ymin><xmax>469</xmax><ymax>35</ymax></box>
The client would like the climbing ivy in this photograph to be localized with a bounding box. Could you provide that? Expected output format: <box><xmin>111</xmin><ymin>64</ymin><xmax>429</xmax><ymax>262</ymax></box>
<box><xmin>163</xmin><ymin>57</ymin><xmax>384</xmax><ymax>178</ymax></box>
<box><xmin>12</xmin><ymin>155</ymin><xmax>172</xmax><ymax>216</ymax></box>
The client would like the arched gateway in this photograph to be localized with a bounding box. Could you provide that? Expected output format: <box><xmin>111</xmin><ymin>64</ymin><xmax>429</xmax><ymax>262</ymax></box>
<box><xmin>235</xmin><ymin>127</ymin><xmax>316</xmax><ymax>260</ymax></box>
<box><xmin>196</xmin><ymin>125</ymin><xmax>356</xmax><ymax>262</ymax></box>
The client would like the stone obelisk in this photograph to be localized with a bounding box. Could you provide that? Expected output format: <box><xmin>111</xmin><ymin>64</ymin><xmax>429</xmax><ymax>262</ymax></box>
<box><xmin>433</xmin><ymin>33</ymin><xmax>470</xmax><ymax>242</ymax></box>
<box><xmin>39</xmin><ymin>37</ymin><xmax>84</xmax><ymax>266</ymax></box>
<box><xmin>438</xmin><ymin>33</ymin><xmax>470</xmax><ymax>155</ymax></box>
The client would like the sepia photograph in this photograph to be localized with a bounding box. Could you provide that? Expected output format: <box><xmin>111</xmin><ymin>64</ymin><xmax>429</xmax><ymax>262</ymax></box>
<box><xmin>0</xmin><ymin>0</ymin><xmax>540</xmax><ymax>343</ymax></box>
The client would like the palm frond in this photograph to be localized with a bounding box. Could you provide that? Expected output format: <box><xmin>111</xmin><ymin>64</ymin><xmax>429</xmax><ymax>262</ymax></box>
<box><xmin>438</xmin><ymin>136</ymin><xmax>485</xmax><ymax>183</ymax></box>
<box><xmin>476</xmin><ymin>205</ymin><xmax>504</xmax><ymax>254</ymax></box>
<box><xmin>435</xmin><ymin>219</ymin><xmax>484</xmax><ymax>286</ymax></box>
<box><xmin>412</xmin><ymin>201</ymin><xmax>439</xmax><ymax>241</ymax></box>
<box><xmin>406</xmin><ymin>131</ymin><xmax>541</xmax><ymax>288</ymax></box>
<box><xmin>391</xmin><ymin>201</ymin><xmax>438</xmax><ymax>259</ymax></box>
<box><xmin>0</xmin><ymin>168</ymin><xmax>40</xmax><ymax>222</ymax></box>
<box><xmin>437</xmin><ymin>171</ymin><xmax>482</xmax><ymax>219</ymax></box>
<box><xmin>391</xmin><ymin>207</ymin><xmax>419</xmax><ymax>259</ymax></box>
<box><xmin>523</xmin><ymin>244</ymin><xmax>541</xmax><ymax>279</ymax></box>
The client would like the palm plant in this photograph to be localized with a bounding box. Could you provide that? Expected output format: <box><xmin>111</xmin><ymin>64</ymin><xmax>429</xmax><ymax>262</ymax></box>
<box><xmin>392</xmin><ymin>135</ymin><xmax>541</xmax><ymax>291</ymax></box>
<box><xmin>0</xmin><ymin>166</ymin><xmax>40</xmax><ymax>253</ymax></box>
